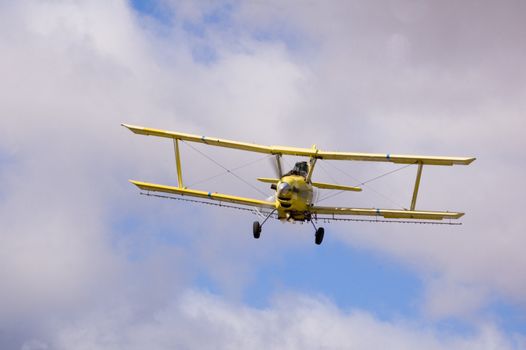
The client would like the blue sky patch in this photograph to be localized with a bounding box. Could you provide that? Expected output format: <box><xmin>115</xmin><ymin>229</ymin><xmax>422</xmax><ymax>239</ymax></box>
<box><xmin>130</xmin><ymin>0</ymin><xmax>173</xmax><ymax>24</ymax></box>
<box><xmin>243</xmin><ymin>238</ymin><xmax>422</xmax><ymax>320</ymax></box>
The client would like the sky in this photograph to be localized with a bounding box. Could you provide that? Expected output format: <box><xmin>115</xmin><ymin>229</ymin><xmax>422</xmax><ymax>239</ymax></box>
<box><xmin>0</xmin><ymin>0</ymin><xmax>525</xmax><ymax>349</ymax></box>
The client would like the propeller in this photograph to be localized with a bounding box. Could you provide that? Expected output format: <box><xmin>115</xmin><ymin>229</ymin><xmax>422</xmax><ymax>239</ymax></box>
<box><xmin>268</xmin><ymin>154</ymin><xmax>283</xmax><ymax>178</ymax></box>
<box><xmin>260</xmin><ymin>154</ymin><xmax>282</xmax><ymax>209</ymax></box>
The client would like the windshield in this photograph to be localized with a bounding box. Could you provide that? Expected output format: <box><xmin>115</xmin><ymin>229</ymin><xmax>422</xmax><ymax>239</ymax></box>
<box><xmin>285</xmin><ymin>162</ymin><xmax>308</xmax><ymax>177</ymax></box>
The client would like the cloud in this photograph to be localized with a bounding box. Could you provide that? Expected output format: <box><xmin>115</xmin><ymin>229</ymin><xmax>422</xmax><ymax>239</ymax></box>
<box><xmin>229</xmin><ymin>0</ymin><xmax>526</xmax><ymax>317</ymax></box>
<box><xmin>1</xmin><ymin>0</ymin><xmax>525</xmax><ymax>347</ymax></box>
<box><xmin>45</xmin><ymin>291</ymin><xmax>523</xmax><ymax>350</ymax></box>
<box><xmin>0</xmin><ymin>0</ymin><xmax>307</xmax><ymax>345</ymax></box>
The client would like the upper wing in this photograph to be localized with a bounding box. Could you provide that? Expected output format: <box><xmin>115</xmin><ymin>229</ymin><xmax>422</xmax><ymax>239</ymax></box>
<box><xmin>130</xmin><ymin>180</ymin><xmax>276</xmax><ymax>209</ymax></box>
<box><xmin>311</xmin><ymin>205</ymin><xmax>464</xmax><ymax>220</ymax></box>
<box><xmin>122</xmin><ymin>124</ymin><xmax>475</xmax><ymax>166</ymax></box>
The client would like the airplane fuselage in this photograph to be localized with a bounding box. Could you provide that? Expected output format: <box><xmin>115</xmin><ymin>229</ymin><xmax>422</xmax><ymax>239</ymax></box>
<box><xmin>275</xmin><ymin>175</ymin><xmax>314</xmax><ymax>221</ymax></box>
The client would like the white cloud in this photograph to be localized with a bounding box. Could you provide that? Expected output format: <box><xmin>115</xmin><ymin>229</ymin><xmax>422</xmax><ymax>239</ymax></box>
<box><xmin>230</xmin><ymin>0</ymin><xmax>526</xmax><ymax>317</ymax></box>
<box><xmin>1</xmin><ymin>0</ymin><xmax>525</xmax><ymax>347</ymax></box>
<box><xmin>47</xmin><ymin>290</ymin><xmax>523</xmax><ymax>350</ymax></box>
<box><xmin>0</xmin><ymin>0</ymin><xmax>309</xmax><ymax>345</ymax></box>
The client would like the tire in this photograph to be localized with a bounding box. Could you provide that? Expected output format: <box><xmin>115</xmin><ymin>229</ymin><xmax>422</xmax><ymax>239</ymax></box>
<box><xmin>253</xmin><ymin>221</ymin><xmax>261</xmax><ymax>239</ymax></box>
<box><xmin>315</xmin><ymin>227</ymin><xmax>325</xmax><ymax>245</ymax></box>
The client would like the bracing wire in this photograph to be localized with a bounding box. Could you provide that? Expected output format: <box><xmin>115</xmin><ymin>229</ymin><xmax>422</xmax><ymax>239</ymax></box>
<box><xmin>181</xmin><ymin>140</ymin><xmax>268</xmax><ymax>197</ymax></box>
<box><xmin>316</xmin><ymin>160</ymin><xmax>414</xmax><ymax>209</ymax></box>
<box><xmin>187</xmin><ymin>153</ymin><xmax>272</xmax><ymax>187</ymax></box>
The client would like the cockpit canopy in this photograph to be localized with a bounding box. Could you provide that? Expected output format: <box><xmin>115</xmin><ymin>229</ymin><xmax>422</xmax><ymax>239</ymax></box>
<box><xmin>285</xmin><ymin>161</ymin><xmax>308</xmax><ymax>177</ymax></box>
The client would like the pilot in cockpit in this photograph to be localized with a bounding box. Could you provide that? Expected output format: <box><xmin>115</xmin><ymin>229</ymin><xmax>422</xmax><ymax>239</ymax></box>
<box><xmin>284</xmin><ymin>161</ymin><xmax>309</xmax><ymax>178</ymax></box>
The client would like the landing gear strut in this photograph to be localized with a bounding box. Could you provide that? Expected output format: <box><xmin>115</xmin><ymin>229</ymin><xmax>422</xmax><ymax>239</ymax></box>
<box><xmin>311</xmin><ymin>220</ymin><xmax>325</xmax><ymax>245</ymax></box>
<box><xmin>252</xmin><ymin>209</ymin><xmax>276</xmax><ymax>239</ymax></box>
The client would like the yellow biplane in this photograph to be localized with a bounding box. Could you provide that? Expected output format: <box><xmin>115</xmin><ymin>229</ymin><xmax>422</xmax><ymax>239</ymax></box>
<box><xmin>123</xmin><ymin>124</ymin><xmax>475</xmax><ymax>245</ymax></box>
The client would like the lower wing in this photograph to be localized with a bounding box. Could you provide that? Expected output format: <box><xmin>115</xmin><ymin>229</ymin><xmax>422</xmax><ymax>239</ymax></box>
<box><xmin>311</xmin><ymin>206</ymin><xmax>464</xmax><ymax>220</ymax></box>
<box><xmin>129</xmin><ymin>180</ymin><xmax>276</xmax><ymax>209</ymax></box>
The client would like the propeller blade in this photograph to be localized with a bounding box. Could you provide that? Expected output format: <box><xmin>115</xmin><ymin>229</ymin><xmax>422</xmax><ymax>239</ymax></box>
<box><xmin>268</xmin><ymin>154</ymin><xmax>283</xmax><ymax>178</ymax></box>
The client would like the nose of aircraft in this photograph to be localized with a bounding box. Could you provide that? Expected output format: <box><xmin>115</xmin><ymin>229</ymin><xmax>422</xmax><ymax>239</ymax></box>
<box><xmin>277</xmin><ymin>181</ymin><xmax>292</xmax><ymax>198</ymax></box>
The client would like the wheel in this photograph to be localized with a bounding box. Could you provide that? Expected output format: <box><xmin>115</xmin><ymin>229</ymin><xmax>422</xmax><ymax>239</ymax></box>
<box><xmin>253</xmin><ymin>221</ymin><xmax>261</xmax><ymax>239</ymax></box>
<box><xmin>315</xmin><ymin>227</ymin><xmax>325</xmax><ymax>245</ymax></box>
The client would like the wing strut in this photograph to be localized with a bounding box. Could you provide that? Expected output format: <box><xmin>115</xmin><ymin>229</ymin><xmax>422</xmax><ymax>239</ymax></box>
<box><xmin>173</xmin><ymin>139</ymin><xmax>183</xmax><ymax>188</ymax></box>
<box><xmin>410</xmin><ymin>162</ymin><xmax>423</xmax><ymax>210</ymax></box>
<box><xmin>306</xmin><ymin>155</ymin><xmax>317</xmax><ymax>182</ymax></box>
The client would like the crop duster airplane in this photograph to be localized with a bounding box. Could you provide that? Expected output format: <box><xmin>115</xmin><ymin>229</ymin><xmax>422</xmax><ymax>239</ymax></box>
<box><xmin>123</xmin><ymin>124</ymin><xmax>475</xmax><ymax>245</ymax></box>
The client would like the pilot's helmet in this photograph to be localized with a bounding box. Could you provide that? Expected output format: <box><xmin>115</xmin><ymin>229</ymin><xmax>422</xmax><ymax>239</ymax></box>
<box><xmin>294</xmin><ymin>162</ymin><xmax>308</xmax><ymax>176</ymax></box>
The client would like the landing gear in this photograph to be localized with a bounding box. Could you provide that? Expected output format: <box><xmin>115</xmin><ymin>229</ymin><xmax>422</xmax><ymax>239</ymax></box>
<box><xmin>252</xmin><ymin>209</ymin><xmax>276</xmax><ymax>240</ymax></box>
<box><xmin>311</xmin><ymin>220</ymin><xmax>325</xmax><ymax>245</ymax></box>
<box><xmin>315</xmin><ymin>227</ymin><xmax>325</xmax><ymax>245</ymax></box>
<box><xmin>253</xmin><ymin>221</ymin><xmax>261</xmax><ymax>239</ymax></box>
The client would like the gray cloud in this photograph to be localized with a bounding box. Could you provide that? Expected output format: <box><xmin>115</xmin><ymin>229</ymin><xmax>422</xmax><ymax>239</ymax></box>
<box><xmin>1</xmin><ymin>0</ymin><xmax>525</xmax><ymax>347</ymax></box>
<box><xmin>44</xmin><ymin>291</ymin><xmax>524</xmax><ymax>350</ymax></box>
<box><xmin>230</xmin><ymin>0</ymin><xmax>526</xmax><ymax>316</ymax></box>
